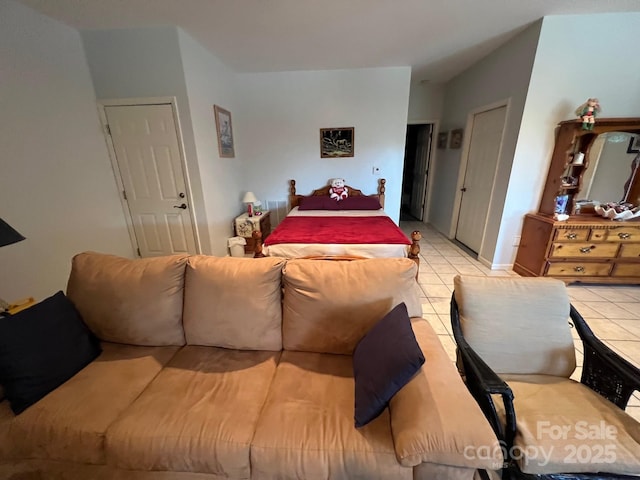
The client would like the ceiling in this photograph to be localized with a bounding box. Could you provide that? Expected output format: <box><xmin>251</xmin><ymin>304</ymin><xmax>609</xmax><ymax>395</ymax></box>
<box><xmin>16</xmin><ymin>0</ymin><xmax>640</xmax><ymax>83</ymax></box>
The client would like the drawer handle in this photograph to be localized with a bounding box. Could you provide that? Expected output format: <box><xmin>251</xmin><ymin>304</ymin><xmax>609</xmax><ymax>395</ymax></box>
<box><xmin>619</xmin><ymin>233</ymin><xmax>631</xmax><ymax>239</ymax></box>
<box><xmin>579</xmin><ymin>247</ymin><xmax>592</xmax><ymax>254</ymax></box>
<box><xmin>574</xmin><ymin>266</ymin><xmax>585</xmax><ymax>273</ymax></box>
<box><xmin>565</xmin><ymin>233</ymin><xmax>577</xmax><ymax>240</ymax></box>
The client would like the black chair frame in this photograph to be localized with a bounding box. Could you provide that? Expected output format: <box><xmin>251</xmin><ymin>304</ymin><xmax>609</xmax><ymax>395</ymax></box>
<box><xmin>451</xmin><ymin>293</ymin><xmax>640</xmax><ymax>480</ymax></box>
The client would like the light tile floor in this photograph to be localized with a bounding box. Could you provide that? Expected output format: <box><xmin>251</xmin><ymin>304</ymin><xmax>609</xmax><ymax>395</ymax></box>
<box><xmin>400</xmin><ymin>220</ymin><xmax>640</xmax><ymax>422</ymax></box>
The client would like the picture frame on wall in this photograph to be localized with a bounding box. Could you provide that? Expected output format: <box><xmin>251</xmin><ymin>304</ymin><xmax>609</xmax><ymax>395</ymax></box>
<box><xmin>449</xmin><ymin>128</ymin><xmax>464</xmax><ymax>149</ymax></box>
<box><xmin>213</xmin><ymin>105</ymin><xmax>235</xmax><ymax>158</ymax></box>
<box><xmin>437</xmin><ymin>132</ymin><xmax>448</xmax><ymax>149</ymax></box>
<box><xmin>320</xmin><ymin>127</ymin><xmax>354</xmax><ymax>158</ymax></box>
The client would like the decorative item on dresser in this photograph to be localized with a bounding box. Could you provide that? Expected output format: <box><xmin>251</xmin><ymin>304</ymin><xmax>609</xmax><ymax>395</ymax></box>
<box><xmin>242</xmin><ymin>191</ymin><xmax>258</xmax><ymax>217</ymax></box>
<box><xmin>514</xmin><ymin>117</ymin><xmax>640</xmax><ymax>285</ymax></box>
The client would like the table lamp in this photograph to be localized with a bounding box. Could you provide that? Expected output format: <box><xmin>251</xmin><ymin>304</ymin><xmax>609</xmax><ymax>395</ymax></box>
<box><xmin>242</xmin><ymin>191</ymin><xmax>258</xmax><ymax>217</ymax></box>
<box><xmin>0</xmin><ymin>218</ymin><xmax>26</xmax><ymax>311</ymax></box>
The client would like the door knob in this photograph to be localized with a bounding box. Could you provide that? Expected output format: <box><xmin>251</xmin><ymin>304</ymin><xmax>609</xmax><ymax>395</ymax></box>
<box><xmin>173</xmin><ymin>203</ymin><xmax>187</xmax><ymax>210</ymax></box>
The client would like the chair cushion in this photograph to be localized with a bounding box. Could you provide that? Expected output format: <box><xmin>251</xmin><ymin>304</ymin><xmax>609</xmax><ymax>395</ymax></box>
<box><xmin>105</xmin><ymin>346</ymin><xmax>280</xmax><ymax>477</ymax></box>
<box><xmin>453</xmin><ymin>275</ymin><xmax>576</xmax><ymax>377</ymax></box>
<box><xmin>251</xmin><ymin>350</ymin><xmax>412</xmax><ymax>480</ymax></box>
<box><xmin>0</xmin><ymin>291</ymin><xmax>101</xmax><ymax>414</ymax></box>
<box><xmin>389</xmin><ymin>318</ymin><xmax>503</xmax><ymax>470</ymax></box>
<box><xmin>353</xmin><ymin>303</ymin><xmax>425</xmax><ymax>427</ymax></box>
<box><xmin>183</xmin><ymin>256</ymin><xmax>285</xmax><ymax>350</ymax></box>
<box><xmin>0</xmin><ymin>343</ymin><xmax>179</xmax><ymax>464</ymax></box>
<box><xmin>66</xmin><ymin>252</ymin><xmax>188</xmax><ymax>346</ymax></box>
<box><xmin>282</xmin><ymin>258</ymin><xmax>421</xmax><ymax>354</ymax></box>
<box><xmin>499</xmin><ymin>374</ymin><xmax>640</xmax><ymax>475</ymax></box>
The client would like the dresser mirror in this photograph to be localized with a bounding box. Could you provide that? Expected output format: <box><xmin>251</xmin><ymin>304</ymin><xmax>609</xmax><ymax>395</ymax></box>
<box><xmin>578</xmin><ymin>131</ymin><xmax>640</xmax><ymax>205</ymax></box>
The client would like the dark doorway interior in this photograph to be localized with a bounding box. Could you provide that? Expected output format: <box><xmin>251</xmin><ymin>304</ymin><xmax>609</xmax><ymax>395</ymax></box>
<box><xmin>401</xmin><ymin>124</ymin><xmax>433</xmax><ymax>222</ymax></box>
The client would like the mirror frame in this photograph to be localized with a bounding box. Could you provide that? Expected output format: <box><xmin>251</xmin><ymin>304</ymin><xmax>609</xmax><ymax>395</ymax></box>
<box><xmin>538</xmin><ymin>117</ymin><xmax>640</xmax><ymax>216</ymax></box>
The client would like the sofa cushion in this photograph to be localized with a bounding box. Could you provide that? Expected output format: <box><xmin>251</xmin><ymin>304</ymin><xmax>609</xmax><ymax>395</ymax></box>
<box><xmin>498</xmin><ymin>374</ymin><xmax>640</xmax><ymax>475</ymax></box>
<box><xmin>105</xmin><ymin>346</ymin><xmax>280</xmax><ymax>477</ymax></box>
<box><xmin>282</xmin><ymin>258</ymin><xmax>421</xmax><ymax>354</ymax></box>
<box><xmin>353</xmin><ymin>302</ymin><xmax>425</xmax><ymax>427</ymax></box>
<box><xmin>0</xmin><ymin>291</ymin><xmax>101</xmax><ymax>414</ymax></box>
<box><xmin>389</xmin><ymin>318</ymin><xmax>503</xmax><ymax>470</ymax></box>
<box><xmin>0</xmin><ymin>343</ymin><xmax>179</xmax><ymax>464</ymax></box>
<box><xmin>453</xmin><ymin>275</ymin><xmax>576</xmax><ymax>376</ymax></box>
<box><xmin>66</xmin><ymin>252</ymin><xmax>188</xmax><ymax>346</ymax></box>
<box><xmin>183</xmin><ymin>256</ymin><xmax>285</xmax><ymax>350</ymax></box>
<box><xmin>251</xmin><ymin>350</ymin><xmax>412</xmax><ymax>480</ymax></box>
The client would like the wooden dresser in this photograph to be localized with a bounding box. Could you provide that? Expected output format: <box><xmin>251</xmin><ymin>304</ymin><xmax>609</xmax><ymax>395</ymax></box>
<box><xmin>513</xmin><ymin>213</ymin><xmax>640</xmax><ymax>284</ymax></box>
<box><xmin>514</xmin><ymin>117</ymin><xmax>640</xmax><ymax>285</ymax></box>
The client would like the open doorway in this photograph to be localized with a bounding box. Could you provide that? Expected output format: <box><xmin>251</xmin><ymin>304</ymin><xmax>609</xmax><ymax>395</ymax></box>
<box><xmin>401</xmin><ymin>123</ymin><xmax>433</xmax><ymax>221</ymax></box>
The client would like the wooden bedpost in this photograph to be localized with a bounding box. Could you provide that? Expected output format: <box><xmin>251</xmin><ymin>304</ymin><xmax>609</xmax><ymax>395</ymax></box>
<box><xmin>290</xmin><ymin>179</ymin><xmax>297</xmax><ymax>196</ymax></box>
<box><xmin>378</xmin><ymin>178</ymin><xmax>386</xmax><ymax>209</ymax></box>
<box><xmin>252</xmin><ymin>231</ymin><xmax>266</xmax><ymax>258</ymax></box>
<box><xmin>409</xmin><ymin>230</ymin><xmax>421</xmax><ymax>276</ymax></box>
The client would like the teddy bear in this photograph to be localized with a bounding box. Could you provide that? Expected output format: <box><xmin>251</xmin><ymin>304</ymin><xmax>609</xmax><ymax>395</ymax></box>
<box><xmin>329</xmin><ymin>178</ymin><xmax>348</xmax><ymax>201</ymax></box>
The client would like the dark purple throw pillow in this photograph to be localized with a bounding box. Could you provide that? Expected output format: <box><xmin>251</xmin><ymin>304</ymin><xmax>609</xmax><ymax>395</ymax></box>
<box><xmin>335</xmin><ymin>196</ymin><xmax>382</xmax><ymax>210</ymax></box>
<box><xmin>298</xmin><ymin>196</ymin><xmax>337</xmax><ymax>210</ymax></box>
<box><xmin>353</xmin><ymin>302</ymin><xmax>425</xmax><ymax>427</ymax></box>
<box><xmin>0</xmin><ymin>291</ymin><xmax>101</xmax><ymax>414</ymax></box>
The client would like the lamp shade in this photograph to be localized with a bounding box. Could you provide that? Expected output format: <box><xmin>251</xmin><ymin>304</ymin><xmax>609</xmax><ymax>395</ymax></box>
<box><xmin>242</xmin><ymin>191</ymin><xmax>258</xmax><ymax>203</ymax></box>
<box><xmin>0</xmin><ymin>218</ymin><xmax>25</xmax><ymax>248</ymax></box>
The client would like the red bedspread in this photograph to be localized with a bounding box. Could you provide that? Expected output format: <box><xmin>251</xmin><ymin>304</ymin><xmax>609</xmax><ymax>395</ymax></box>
<box><xmin>264</xmin><ymin>215</ymin><xmax>411</xmax><ymax>246</ymax></box>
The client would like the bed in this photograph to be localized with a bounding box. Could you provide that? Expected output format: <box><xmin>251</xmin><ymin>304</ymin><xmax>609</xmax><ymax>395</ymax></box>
<box><xmin>252</xmin><ymin>179</ymin><xmax>421</xmax><ymax>268</ymax></box>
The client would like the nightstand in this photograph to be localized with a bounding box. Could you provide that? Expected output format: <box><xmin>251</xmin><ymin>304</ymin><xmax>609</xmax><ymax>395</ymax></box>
<box><xmin>234</xmin><ymin>210</ymin><xmax>271</xmax><ymax>253</ymax></box>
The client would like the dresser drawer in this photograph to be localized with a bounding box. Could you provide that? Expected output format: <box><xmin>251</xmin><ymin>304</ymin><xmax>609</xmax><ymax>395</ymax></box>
<box><xmin>546</xmin><ymin>262</ymin><xmax>612</xmax><ymax>277</ymax></box>
<box><xmin>599</xmin><ymin>226</ymin><xmax>640</xmax><ymax>242</ymax></box>
<box><xmin>549</xmin><ymin>242</ymin><xmax>619</xmax><ymax>258</ymax></box>
<box><xmin>618</xmin><ymin>244</ymin><xmax>640</xmax><ymax>258</ymax></box>
<box><xmin>554</xmin><ymin>229</ymin><xmax>590</xmax><ymax>241</ymax></box>
<box><xmin>612</xmin><ymin>263</ymin><xmax>640</xmax><ymax>277</ymax></box>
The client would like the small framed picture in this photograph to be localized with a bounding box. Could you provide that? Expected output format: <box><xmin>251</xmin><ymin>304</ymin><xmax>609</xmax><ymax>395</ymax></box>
<box><xmin>437</xmin><ymin>132</ymin><xmax>448</xmax><ymax>149</ymax></box>
<box><xmin>449</xmin><ymin>128</ymin><xmax>464</xmax><ymax>149</ymax></box>
<box><xmin>213</xmin><ymin>105</ymin><xmax>235</xmax><ymax>158</ymax></box>
<box><xmin>320</xmin><ymin>127</ymin><xmax>354</xmax><ymax>158</ymax></box>
<box><xmin>627</xmin><ymin>135</ymin><xmax>640</xmax><ymax>154</ymax></box>
<box><xmin>555</xmin><ymin>194</ymin><xmax>570</xmax><ymax>214</ymax></box>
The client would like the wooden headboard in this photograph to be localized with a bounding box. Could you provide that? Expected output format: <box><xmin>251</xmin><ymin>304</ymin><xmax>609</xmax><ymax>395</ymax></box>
<box><xmin>288</xmin><ymin>178</ymin><xmax>386</xmax><ymax>210</ymax></box>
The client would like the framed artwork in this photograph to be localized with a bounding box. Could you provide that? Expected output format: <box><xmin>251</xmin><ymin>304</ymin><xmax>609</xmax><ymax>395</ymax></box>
<box><xmin>437</xmin><ymin>132</ymin><xmax>448</xmax><ymax>149</ymax></box>
<box><xmin>213</xmin><ymin>105</ymin><xmax>235</xmax><ymax>158</ymax></box>
<box><xmin>320</xmin><ymin>127</ymin><xmax>354</xmax><ymax>158</ymax></box>
<box><xmin>627</xmin><ymin>135</ymin><xmax>640</xmax><ymax>154</ymax></box>
<box><xmin>449</xmin><ymin>128</ymin><xmax>464</xmax><ymax>149</ymax></box>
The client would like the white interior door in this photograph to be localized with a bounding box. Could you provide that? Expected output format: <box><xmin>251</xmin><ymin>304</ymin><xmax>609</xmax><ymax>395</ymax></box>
<box><xmin>105</xmin><ymin>104</ymin><xmax>197</xmax><ymax>257</ymax></box>
<box><xmin>409</xmin><ymin>125</ymin><xmax>432</xmax><ymax>220</ymax></box>
<box><xmin>455</xmin><ymin>106</ymin><xmax>507</xmax><ymax>253</ymax></box>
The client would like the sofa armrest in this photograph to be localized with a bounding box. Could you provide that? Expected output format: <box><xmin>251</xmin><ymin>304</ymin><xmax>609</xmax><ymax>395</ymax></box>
<box><xmin>388</xmin><ymin>318</ymin><xmax>503</xmax><ymax>471</ymax></box>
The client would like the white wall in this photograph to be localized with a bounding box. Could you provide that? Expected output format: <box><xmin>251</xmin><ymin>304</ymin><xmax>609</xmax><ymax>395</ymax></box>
<box><xmin>495</xmin><ymin>12</ymin><xmax>640</xmax><ymax>266</ymax></box>
<box><xmin>430</xmin><ymin>21</ymin><xmax>542</xmax><ymax>265</ymax></box>
<box><xmin>178</xmin><ymin>30</ymin><xmax>244</xmax><ymax>255</ymax></box>
<box><xmin>236</xmin><ymin>67</ymin><xmax>412</xmax><ymax>223</ymax></box>
<box><xmin>81</xmin><ymin>26</ymin><xmax>213</xmax><ymax>253</ymax></box>
<box><xmin>407</xmin><ymin>81</ymin><xmax>444</xmax><ymax>123</ymax></box>
<box><xmin>0</xmin><ymin>0</ymin><xmax>132</xmax><ymax>301</ymax></box>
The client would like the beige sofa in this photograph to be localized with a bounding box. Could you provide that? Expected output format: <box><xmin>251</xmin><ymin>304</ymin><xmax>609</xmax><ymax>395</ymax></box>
<box><xmin>0</xmin><ymin>253</ymin><xmax>502</xmax><ymax>479</ymax></box>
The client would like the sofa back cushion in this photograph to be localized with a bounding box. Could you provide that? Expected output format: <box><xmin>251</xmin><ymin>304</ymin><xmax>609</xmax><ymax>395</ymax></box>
<box><xmin>183</xmin><ymin>256</ymin><xmax>285</xmax><ymax>351</ymax></box>
<box><xmin>282</xmin><ymin>258</ymin><xmax>421</xmax><ymax>354</ymax></box>
<box><xmin>66</xmin><ymin>252</ymin><xmax>188</xmax><ymax>346</ymax></box>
